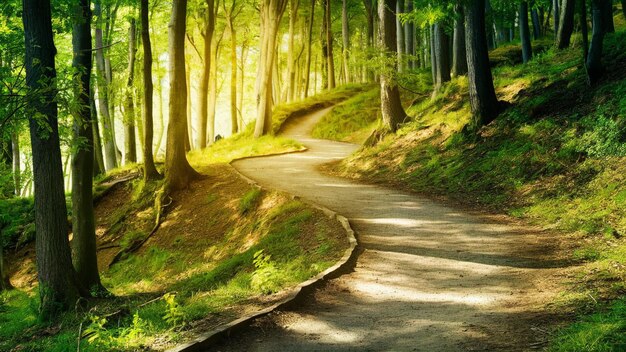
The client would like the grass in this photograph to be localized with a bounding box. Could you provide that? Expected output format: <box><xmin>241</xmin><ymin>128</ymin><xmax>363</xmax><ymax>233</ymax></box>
<box><xmin>327</xmin><ymin>28</ymin><xmax>626</xmax><ymax>351</ymax></box>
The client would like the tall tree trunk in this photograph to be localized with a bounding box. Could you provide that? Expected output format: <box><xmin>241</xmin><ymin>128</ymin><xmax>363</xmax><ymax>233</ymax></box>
<box><xmin>207</xmin><ymin>35</ymin><xmax>221</xmax><ymax>143</ymax></box>
<box><xmin>556</xmin><ymin>0</ymin><xmax>575</xmax><ymax>48</ymax></box>
<box><xmin>95</xmin><ymin>0</ymin><xmax>117</xmax><ymax>170</ymax></box>
<box><xmin>586</xmin><ymin>0</ymin><xmax>607</xmax><ymax>84</ymax></box>
<box><xmin>254</xmin><ymin>0</ymin><xmax>289</xmax><ymax>138</ymax></box>
<box><xmin>165</xmin><ymin>0</ymin><xmax>199</xmax><ymax>190</ymax></box>
<box><xmin>287</xmin><ymin>0</ymin><xmax>299</xmax><ymax>101</ymax></box>
<box><xmin>238</xmin><ymin>42</ymin><xmax>248</xmax><ymax>125</ymax></box>
<box><xmin>71</xmin><ymin>0</ymin><xmax>105</xmax><ymax>294</ymax></box>
<box><xmin>465</xmin><ymin>0</ymin><xmax>500</xmax><ymax>126</ymax></box>
<box><xmin>325</xmin><ymin>0</ymin><xmax>336</xmax><ymax>89</ymax></box>
<box><xmin>520</xmin><ymin>1</ymin><xmax>533</xmax><ymax>63</ymax></box>
<box><xmin>379</xmin><ymin>0</ymin><xmax>407</xmax><ymax>132</ymax></box>
<box><xmin>11</xmin><ymin>132</ymin><xmax>20</xmax><ymax>195</ymax></box>
<box><xmin>430</xmin><ymin>25</ymin><xmax>437</xmax><ymax>84</ymax></box>
<box><xmin>581</xmin><ymin>0</ymin><xmax>589</xmax><ymax>62</ymax></box>
<box><xmin>23</xmin><ymin>0</ymin><xmax>86</xmax><ymax>319</ymax></box>
<box><xmin>228</xmin><ymin>16</ymin><xmax>238</xmax><ymax>134</ymax></box>
<box><xmin>304</xmin><ymin>0</ymin><xmax>315</xmax><ymax>97</ymax></box>
<box><xmin>185</xmin><ymin>59</ymin><xmax>192</xmax><ymax>151</ymax></box>
<box><xmin>531</xmin><ymin>8</ymin><xmax>541</xmax><ymax>39</ymax></box>
<box><xmin>405</xmin><ymin>0</ymin><xmax>415</xmax><ymax>69</ymax></box>
<box><xmin>433</xmin><ymin>22</ymin><xmax>451</xmax><ymax>93</ymax></box>
<box><xmin>90</xmin><ymin>87</ymin><xmax>105</xmax><ymax>177</ymax></box>
<box><xmin>197</xmin><ymin>0</ymin><xmax>215</xmax><ymax>149</ymax></box>
<box><xmin>342</xmin><ymin>0</ymin><xmax>350</xmax><ymax>83</ymax></box>
<box><xmin>601</xmin><ymin>0</ymin><xmax>614</xmax><ymax>32</ymax></box>
<box><xmin>452</xmin><ymin>4</ymin><xmax>467</xmax><ymax>76</ymax></box>
<box><xmin>124</xmin><ymin>19</ymin><xmax>137</xmax><ymax>164</ymax></box>
<box><xmin>363</xmin><ymin>0</ymin><xmax>376</xmax><ymax>81</ymax></box>
<box><xmin>553</xmin><ymin>0</ymin><xmax>560</xmax><ymax>36</ymax></box>
<box><xmin>396</xmin><ymin>0</ymin><xmax>405</xmax><ymax>72</ymax></box>
<box><xmin>141</xmin><ymin>0</ymin><xmax>159</xmax><ymax>180</ymax></box>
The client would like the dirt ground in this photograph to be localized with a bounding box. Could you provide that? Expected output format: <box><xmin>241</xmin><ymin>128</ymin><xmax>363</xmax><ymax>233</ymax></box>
<box><xmin>210</xmin><ymin>108</ymin><xmax>577</xmax><ymax>351</ymax></box>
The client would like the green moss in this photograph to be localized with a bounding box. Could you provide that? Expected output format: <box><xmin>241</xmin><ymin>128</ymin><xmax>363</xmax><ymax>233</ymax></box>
<box><xmin>239</xmin><ymin>188</ymin><xmax>262</xmax><ymax>214</ymax></box>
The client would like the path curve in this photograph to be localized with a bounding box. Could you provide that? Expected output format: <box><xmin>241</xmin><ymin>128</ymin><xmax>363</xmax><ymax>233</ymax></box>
<box><xmin>219</xmin><ymin>108</ymin><xmax>568</xmax><ymax>351</ymax></box>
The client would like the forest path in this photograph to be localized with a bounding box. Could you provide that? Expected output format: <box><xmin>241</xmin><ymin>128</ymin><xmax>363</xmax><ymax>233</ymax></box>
<box><xmin>222</xmin><ymin>108</ymin><xmax>571</xmax><ymax>351</ymax></box>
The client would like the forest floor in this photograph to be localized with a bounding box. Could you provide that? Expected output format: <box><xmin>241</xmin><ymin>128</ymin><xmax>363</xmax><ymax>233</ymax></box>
<box><xmin>208</xmin><ymin>107</ymin><xmax>577</xmax><ymax>351</ymax></box>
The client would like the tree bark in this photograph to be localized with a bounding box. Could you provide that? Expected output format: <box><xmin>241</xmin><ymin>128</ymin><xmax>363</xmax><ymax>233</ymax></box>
<box><xmin>141</xmin><ymin>0</ymin><xmax>159</xmax><ymax>180</ymax></box>
<box><xmin>304</xmin><ymin>0</ymin><xmax>315</xmax><ymax>97</ymax></box>
<box><xmin>452</xmin><ymin>4</ymin><xmax>467</xmax><ymax>76</ymax></box>
<box><xmin>342</xmin><ymin>0</ymin><xmax>350</xmax><ymax>83</ymax></box>
<box><xmin>581</xmin><ymin>0</ymin><xmax>589</xmax><ymax>62</ymax></box>
<box><xmin>11</xmin><ymin>132</ymin><xmax>20</xmax><ymax>195</ymax></box>
<box><xmin>405</xmin><ymin>0</ymin><xmax>415</xmax><ymax>69</ymax></box>
<box><xmin>586</xmin><ymin>0</ymin><xmax>607</xmax><ymax>84</ymax></box>
<box><xmin>165</xmin><ymin>0</ymin><xmax>199</xmax><ymax>190</ymax></box>
<box><xmin>396</xmin><ymin>0</ymin><xmax>405</xmax><ymax>72</ymax></box>
<box><xmin>254</xmin><ymin>0</ymin><xmax>289</xmax><ymax>137</ymax></box>
<box><xmin>465</xmin><ymin>0</ymin><xmax>500</xmax><ymax>126</ymax></box>
<box><xmin>287</xmin><ymin>0</ymin><xmax>299</xmax><ymax>101</ymax></box>
<box><xmin>207</xmin><ymin>34</ymin><xmax>222</xmax><ymax>143</ymax></box>
<box><xmin>556</xmin><ymin>0</ymin><xmax>575</xmax><ymax>48</ymax></box>
<box><xmin>520</xmin><ymin>1</ymin><xmax>533</xmax><ymax>63</ymax></box>
<box><xmin>433</xmin><ymin>22</ymin><xmax>451</xmax><ymax>92</ymax></box>
<box><xmin>227</xmin><ymin>10</ymin><xmax>239</xmax><ymax>134</ymax></box>
<box><xmin>324</xmin><ymin>0</ymin><xmax>336</xmax><ymax>89</ymax></box>
<box><xmin>363</xmin><ymin>0</ymin><xmax>376</xmax><ymax>81</ymax></box>
<box><xmin>601</xmin><ymin>0</ymin><xmax>614</xmax><ymax>33</ymax></box>
<box><xmin>71</xmin><ymin>0</ymin><xmax>105</xmax><ymax>294</ymax></box>
<box><xmin>531</xmin><ymin>8</ymin><xmax>541</xmax><ymax>39</ymax></box>
<box><xmin>379</xmin><ymin>0</ymin><xmax>407</xmax><ymax>132</ymax></box>
<box><xmin>23</xmin><ymin>0</ymin><xmax>87</xmax><ymax>318</ymax></box>
<box><xmin>197</xmin><ymin>0</ymin><xmax>215</xmax><ymax>149</ymax></box>
<box><xmin>124</xmin><ymin>19</ymin><xmax>137</xmax><ymax>164</ymax></box>
<box><xmin>90</xmin><ymin>87</ymin><xmax>105</xmax><ymax>177</ymax></box>
<box><xmin>553</xmin><ymin>0</ymin><xmax>560</xmax><ymax>35</ymax></box>
<box><xmin>95</xmin><ymin>0</ymin><xmax>117</xmax><ymax>170</ymax></box>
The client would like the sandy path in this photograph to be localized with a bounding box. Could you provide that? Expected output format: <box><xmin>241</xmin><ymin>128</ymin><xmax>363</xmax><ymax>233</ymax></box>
<box><xmin>219</xmin><ymin>108</ymin><xmax>570</xmax><ymax>351</ymax></box>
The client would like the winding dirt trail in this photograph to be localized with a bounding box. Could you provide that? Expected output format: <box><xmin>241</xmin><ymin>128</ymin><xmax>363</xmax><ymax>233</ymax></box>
<box><xmin>218</xmin><ymin>108</ymin><xmax>572</xmax><ymax>351</ymax></box>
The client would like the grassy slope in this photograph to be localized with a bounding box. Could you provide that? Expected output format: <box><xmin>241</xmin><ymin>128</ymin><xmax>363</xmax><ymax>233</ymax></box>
<box><xmin>0</xmin><ymin>86</ymin><xmax>361</xmax><ymax>351</ymax></box>
<box><xmin>325</xmin><ymin>27</ymin><xmax>626</xmax><ymax>352</ymax></box>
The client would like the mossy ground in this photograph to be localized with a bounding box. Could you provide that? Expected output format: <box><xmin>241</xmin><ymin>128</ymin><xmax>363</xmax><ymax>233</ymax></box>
<box><xmin>324</xmin><ymin>25</ymin><xmax>626</xmax><ymax>352</ymax></box>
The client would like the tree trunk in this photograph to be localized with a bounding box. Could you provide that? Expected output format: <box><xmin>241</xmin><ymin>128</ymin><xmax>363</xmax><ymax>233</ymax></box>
<box><xmin>90</xmin><ymin>87</ymin><xmax>105</xmax><ymax>177</ymax></box>
<box><xmin>520</xmin><ymin>1</ymin><xmax>533</xmax><ymax>63</ymax></box>
<box><xmin>452</xmin><ymin>4</ymin><xmax>467</xmax><ymax>76</ymax></box>
<box><xmin>553</xmin><ymin>0</ymin><xmax>560</xmax><ymax>35</ymax></box>
<box><xmin>254</xmin><ymin>0</ymin><xmax>289</xmax><ymax>138</ymax></box>
<box><xmin>325</xmin><ymin>0</ymin><xmax>336</xmax><ymax>89</ymax></box>
<box><xmin>304</xmin><ymin>0</ymin><xmax>315</xmax><ymax>97</ymax></box>
<box><xmin>465</xmin><ymin>0</ymin><xmax>500</xmax><ymax>126</ymax></box>
<box><xmin>23</xmin><ymin>0</ymin><xmax>87</xmax><ymax>319</ymax></box>
<box><xmin>581</xmin><ymin>0</ymin><xmax>589</xmax><ymax>62</ymax></box>
<box><xmin>165</xmin><ymin>0</ymin><xmax>199</xmax><ymax>190</ymax></box>
<box><xmin>379</xmin><ymin>0</ymin><xmax>407</xmax><ymax>132</ymax></box>
<box><xmin>601</xmin><ymin>0</ymin><xmax>614</xmax><ymax>33</ymax></box>
<box><xmin>11</xmin><ymin>132</ymin><xmax>20</xmax><ymax>195</ymax></box>
<box><xmin>207</xmin><ymin>34</ymin><xmax>222</xmax><ymax>143</ymax></box>
<box><xmin>124</xmin><ymin>19</ymin><xmax>137</xmax><ymax>164</ymax></box>
<box><xmin>228</xmin><ymin>16</ymin><xmax>238</xmax><ymax>134</ymax></box>
<box><xmin>531</xmin><ymin>8</ymin><xmax>541</xmax><ymax>39</ymax></box>
<box><xmin>95</xmin><ymin>0</ymin><xmax>117</xmax><ymax>170</ymax></box>
<box><xmin>238</xmin><ymin>43</ymin><xmax>248</xmax><ymax>126</ymax></box>
<box><xmin>363</xmin><ymin>0</ymin><xmax>376</xmax><ymax>81</ymax></box>
<box><xmin>405</xmin><ymin>0</ymin><xmax>415</xmax><ymax>69</ymax></box>
<box><xmin>70</xmin><ymin>0</ymin><xmax>105</xmax><ymax>294</ymax></box>
<box><xmin>556</xmin><ymin>0</ymin><xmax>575</xmax><ymax>48</ymax></box>
<box><xmin>197</xmin><ymin>0</ymin><xmax>215</xmax><ymax>149</ymax></box>
<box><xmin>287</xmin><ymin>0</ymin><xmax>299</xmax><ymax>101</ymax></box>
<box><xmin>141</xmin><ymin>0</ymin><xmax>159</xmax><ymax>180</ymax></box>
<box><xmin>396</xmin><ymin>0</ymin><xmax>405</xmax><ymax>72</ymax></box>
<box><xmin>185</xmin><ymin>59</ymin><xmax>192</xmax><ymax>151</ymax></box>
<box><xmin>586</xmin><ymin>0</ymin><xmax>607</xmax><ymax>84</ymax></box>
<box><xmin>342</xmin><ymin>0</ymin><xmax>350</xmax><ymax>83</ymax></box>
<box><xmin>433</xmin><ymin>22</ymin><xmax>451</xmax><ymax>92</ymax></box>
